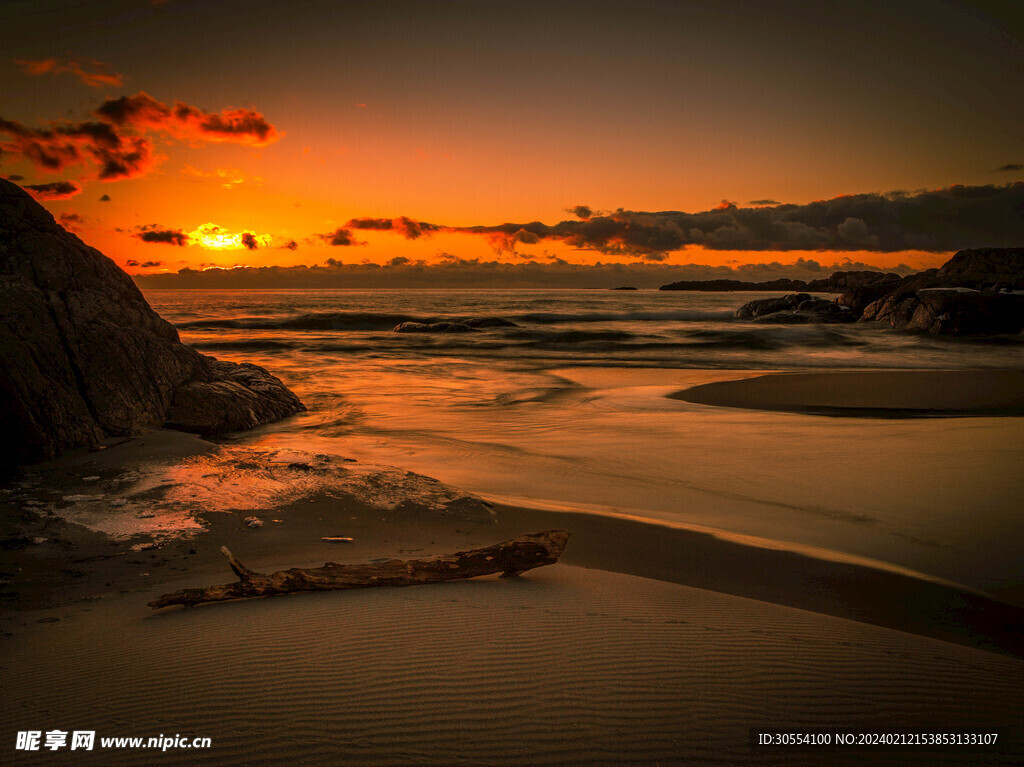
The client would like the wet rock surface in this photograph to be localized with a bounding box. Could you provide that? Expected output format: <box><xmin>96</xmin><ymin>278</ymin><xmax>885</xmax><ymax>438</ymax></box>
<box><xmin>0</xmin><ymin>179</ymin><xmax>304</xmax><ymax>466</ymax></box>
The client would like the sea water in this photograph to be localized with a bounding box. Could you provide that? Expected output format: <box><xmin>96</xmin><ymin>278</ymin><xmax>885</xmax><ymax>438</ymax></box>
<box><xmin>145</xmin><ymin>289</ymin><xmax>1024</xmax><ymax>597</ymax></box>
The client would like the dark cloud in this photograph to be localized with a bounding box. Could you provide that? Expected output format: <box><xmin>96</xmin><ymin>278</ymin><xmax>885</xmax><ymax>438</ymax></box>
<box><xmin>0</xmin><ymin>118</ymin><xmax>155</xmax><ymax>180</ymax></box>
<box><xmin>96</xmin><ymin>92</ymin><xmax>282</xmax><ymax>147</ymax></box>
<box><xmin>346</xmin><ymin>216</ymin><xmax>438</xmax><ymax>239</ymax></box>
<box><xmin>7</xmin><ymin>174</ymin><xmax>25</xmax><ymax>181</ymax></box>
<box><xmin>133</xmin><ymin>225</ymin><xmax>188</xmax><ymax>246</ymax></box>
<box><xmin>16</xmin><ymin>58</ymin><xmax>123</xmax><ymax>88</ymax></box>
<box><xmin>749</xmin><ymin>199</ymin><xmax>781</xmax><ymax>205</ymax></box>
<box><xmin>366</xmin><ymin>184</ymin><xmax>1023</xmax><ymax>257</ymax></box>
<box><xmin>23</xmin><ymin>180</ymin><xmax>83</xmax><ymax>200</ymax></box>
<box><xmin>280</xmin><ymin>240</ymin><xmax>298</xmax><ymax>250</ymax></box>
<box><xmin>241</xmin><ymin>232</ymin><xmax>259</xmax><ymax>250</ymax></box>
<box><xmin>993</xmin><ymin>163</ymin><xmax>1023</xmax><ymax>172</ymax></box>
<box><xmin>567</xmin><ymin>205</ymin><xmax>593</xmax><ymax>220</ymax></box>
<box><xmin>1</xmin><ymin>92</ymin><xmax>279</xmax><ymax>183</ymax></box>
<box><xmin>57</xmin><ymin>212</ymin><xmax>84</xmax><ymax>231</ymax></box>
<box><xmin>318</xmin><ymin>227</ymin><xmax>364</xmax><ymax>246</ymax></box>
<box><xmin>125</xmin><ymin>259</ymin><xmax>164</xmax><ymax>268</ymax></box>
<box><xmin>99</xmin><ymin>194</ymin><xmax>111</xmax><ymax>201</ymax></box>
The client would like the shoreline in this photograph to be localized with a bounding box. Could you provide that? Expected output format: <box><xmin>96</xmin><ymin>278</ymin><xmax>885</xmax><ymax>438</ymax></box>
<box><xmin>2</xmin><ymin>427</ymin><xmax>1023</xmax><ymax>658</ymax></box>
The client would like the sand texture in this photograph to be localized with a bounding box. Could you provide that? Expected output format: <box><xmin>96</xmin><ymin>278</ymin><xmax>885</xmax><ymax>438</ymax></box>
<box><xmin>3</xmin><ymin>565</ymin><xmax>1023</xmax><ymax>766</ymax></box>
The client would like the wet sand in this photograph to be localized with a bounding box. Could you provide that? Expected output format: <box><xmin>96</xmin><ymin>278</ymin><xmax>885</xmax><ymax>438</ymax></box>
<box><xmin>671</xmin><ymin>369</ymin><xmax>1024</xmax><ymax>417</ymax></box>
<box><xmin>3</xmin><ymin>364</ymin><xmax>1024</xmax><ymax>764</ymax></box>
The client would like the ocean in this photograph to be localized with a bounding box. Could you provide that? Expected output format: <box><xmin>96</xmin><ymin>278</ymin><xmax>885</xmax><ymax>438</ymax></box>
<box><xmin>144</xmin><ymin>288</ymin><xmax>1024</xmax><ymax>595</ymax></box>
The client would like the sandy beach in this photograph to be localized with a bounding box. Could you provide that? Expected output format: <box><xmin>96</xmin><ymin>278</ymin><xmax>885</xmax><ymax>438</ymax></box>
<box><xmin>3</xmin><ymin>368</ymin><xmax>1024</xmax><ymax>765</ymax></box>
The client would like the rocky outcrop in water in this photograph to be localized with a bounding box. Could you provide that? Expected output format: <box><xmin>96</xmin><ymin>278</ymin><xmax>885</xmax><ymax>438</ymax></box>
<box><xmin>735</xmin><ymin>293</ymin><xmax>856</xmax><ymax>324</ymax></box>
<box><xmin>861</xmin><ymin>289</ymin><xmax>1024</xmax><ymax>335</ymax></box>
<box><xmin>0</xmin><ymin>178</ymin><xmax>304</xmax><ymax>466</ymax></box>
<box><xmin>857</xmin><ymin>249</ymin><xmax>1024</xmax><ymax>335</ymax></box>
<box><xmin>728</xmin><ymin>250</ymin><xmax>1024</xmax><ymax>336</ymax></box>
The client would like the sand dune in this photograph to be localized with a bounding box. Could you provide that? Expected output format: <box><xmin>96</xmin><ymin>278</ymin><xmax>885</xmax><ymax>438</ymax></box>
<box><xmin>3</xmin><ymin>565</ymin><xmax>1022</xmax><ymax>766</ymax></box>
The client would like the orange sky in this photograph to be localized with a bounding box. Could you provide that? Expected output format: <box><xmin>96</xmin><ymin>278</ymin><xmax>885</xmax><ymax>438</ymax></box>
<box><xmin>1</xmin><ymin>0</ymin><xmax>1021</xmax><ymax>279</ymax></box>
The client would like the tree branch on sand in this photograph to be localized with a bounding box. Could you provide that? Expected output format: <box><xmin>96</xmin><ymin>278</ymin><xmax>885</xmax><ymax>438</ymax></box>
<box><xmin>149</xmin><ymin>530</ymin><xmax>571</xmax><ymax>609</ymax></box>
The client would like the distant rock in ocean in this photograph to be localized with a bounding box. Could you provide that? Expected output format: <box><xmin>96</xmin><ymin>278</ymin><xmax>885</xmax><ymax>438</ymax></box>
<box><xmin>0</xmin><ymin>178</ymin><xmax>304</xmax><ymax>466</ymax></box>
<box><xmin>727</xmin><ymin>248</ymin><xmax>1024</xmax><ymax>336</ymax></box>
<box><xmin>609</xmin><ymin>286</ymin><xmax>638</xmax><ymax>290</ymax></box>
<box><xmin>394</xmin><ymin>317</ymin><xmax>518</xmax><ymax>333</ymax></box>
<box><xmin>659</xmin><ymin>278</ymin><xmax>810</xmax><ymax>292</ymax></box>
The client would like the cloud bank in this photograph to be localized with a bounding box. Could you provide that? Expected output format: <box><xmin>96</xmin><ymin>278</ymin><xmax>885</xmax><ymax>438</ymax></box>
<box><xmin>356</xmin><ymin>184</ymin><xmax>1024</xmax><ymax>258</ymax></box>
<box><xmin>131</xmin><ymin>255</ymin><xmax>920</xmax><ymax>290</ymax></box>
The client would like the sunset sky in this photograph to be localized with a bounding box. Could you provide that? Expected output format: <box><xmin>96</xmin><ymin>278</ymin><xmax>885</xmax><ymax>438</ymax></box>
<box><xmin>1</xmin><ymin>0</ymin><xmax>1021</xmax><ymax>282</ymax></box>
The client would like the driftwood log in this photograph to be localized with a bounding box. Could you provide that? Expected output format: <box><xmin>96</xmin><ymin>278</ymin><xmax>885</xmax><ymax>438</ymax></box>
<box><xmin>149</xmin><ymin>530</ymin><xmax>570</xmax><ymax>609</ymax></box>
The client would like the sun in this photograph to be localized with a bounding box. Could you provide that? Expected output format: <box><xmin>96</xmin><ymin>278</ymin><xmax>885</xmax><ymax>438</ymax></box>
<box><xmin>187</xmin><ymin>222</ymin><xmax>273</xmax><ymax>250</ymax></box>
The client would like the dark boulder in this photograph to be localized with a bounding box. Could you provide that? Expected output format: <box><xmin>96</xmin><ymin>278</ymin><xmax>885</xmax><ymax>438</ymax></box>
<box><xmin>858</xmin><ymin>248</ymin><xmax>1024</xmax><ymax>335</ymax></box>
<box><xmin>0</xmin><ymin>178</ymin><xmax>304</xmax><ymax>466</ymax></box>
<box><xmin>164</xmin><ymin>360</ymin><xmax>303</xmax><ymax>436</ymax></box>
<box><xmin>862</xmin><ymin>289</ymin><xmax>1024</xmax><ymax>336</ymax></box>
<box><xmin>806</xmin><ymin>270</ymin><xmax>903</xmax><ymax>294</ymax></box>
<box><xmin>735</xmin><ymin>293</ymin><xmax>856</xmax><ymax>324</ymax></box>
<box><xmin>836</xmin><ymin>280</ymin><xmax>904</xmax><ymax>315</ymax></box>
<box><xmin>927</xmin><ymin>248</ymin><xmax>1024</xmax><ymax>291</ymax></box>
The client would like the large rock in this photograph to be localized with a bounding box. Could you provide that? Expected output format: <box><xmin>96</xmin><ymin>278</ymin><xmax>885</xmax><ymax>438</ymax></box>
<box><xmin>805</xmin><ymin>270</ymin><xmax>902</xmax><ymax>293</ymax></box>
<box><xmin>735</xmin><ymin>293</ymin><xmax>856</xmax><ymax>324</ymax></box>
<box><xmin>0</xmin><ymin>178</ymin><xmax>304</xmax><ymax>466</ymax></box>
<box><xmin>926</xmin><ymin>248</ymin><xmax>1024</xmax><ymax>291</ymax></box>
<box><xmin>862</xmin><ymin>289</ymin><xmax>1024</xmax><ymax>335</ymax></box>
<box><xmin>859</xmin><ymin>248</ymin><xmax>1024</xmax><ymax>335</ymax></box>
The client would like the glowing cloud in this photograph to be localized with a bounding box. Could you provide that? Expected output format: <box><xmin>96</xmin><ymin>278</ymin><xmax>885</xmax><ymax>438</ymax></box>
<box><xmin>182</xmin><ymin>165</ymin><xmax>260</xmax><ymax>188</ymax></box>
<box><xmin>16</xmin><ymin>58</ymin><xmax>123</xmax><ymax>88</ymax></box>
<box><xmin>0</xmin><ymin>92</ymin><xmax>280</xmax><ymax>183</ymax></box>
<box><xmin>96</xmin><ymin>92</ymin><xmax>282</xmax><ymax>147</ymax></box>
<box><xmin>0</xmin><ymin>118</ymin><xmax>156</xmax><ymax>180</ymax></box>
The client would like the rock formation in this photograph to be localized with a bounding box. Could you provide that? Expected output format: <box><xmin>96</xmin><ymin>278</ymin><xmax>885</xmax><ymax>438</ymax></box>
<box><xmin>861</xmin><ymin>289</ymin><xmax>1024</xmax><ymax>335</ymax></box>
<box><xmin>735</xmin><ymin>293</ymin><xmax>856</xmax><ymax>324</ymax></box>
<box><xmin>859</xmin><ymin>249</ymin><xmax>1024</xmax><ymax>335</ymax></box>
<box><xmin>0</xmin><ymin>179</ymin><xmax>304</xmax><ymax>466</ymax></box>
<box><xmin>660</xmin><ymin>278</ymin><xmax>810</xmax><ymax>292</ymax></box>
<box><xmin>726</xmin><ymin>250</ymin><xmax>1023</xmax><ymax>336</ymax></box>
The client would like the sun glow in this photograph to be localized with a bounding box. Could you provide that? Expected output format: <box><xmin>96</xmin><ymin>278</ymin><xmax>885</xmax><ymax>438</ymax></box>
<box><xmin>187</xmin><ymin>222</ymin><xmax>274</xmax><ymax>251</ymax></box>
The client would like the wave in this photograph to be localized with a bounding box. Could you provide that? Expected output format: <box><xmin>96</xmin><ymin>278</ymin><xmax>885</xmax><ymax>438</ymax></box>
<box><xmin>189</xmin><ymin>339</ymin><xmax>300</xmax><ymax>351</ymax></box>
<box><xmin>682</xmin><ymin>327</ymin><xmax>868</xmax><ymax>350</ymax></box>
<box><xmin>515</xmin><ymin>309</ymin><xmax>734</xmax><ymax>323</ymax></box>
<box><xmin>178</xmin><ymin>312</ymin><xmax>425</xmax><ymax>331</ymax></box>
<box><xmin>176</xmin><ymin>308</ymin><xmax>736</xmax><ymax>332</ymax></box>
